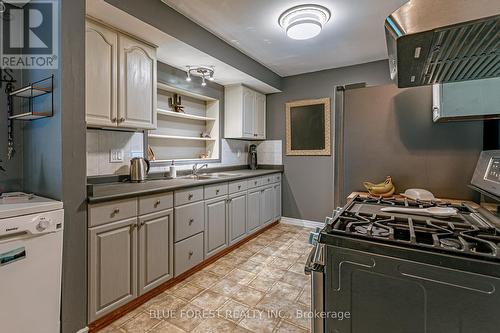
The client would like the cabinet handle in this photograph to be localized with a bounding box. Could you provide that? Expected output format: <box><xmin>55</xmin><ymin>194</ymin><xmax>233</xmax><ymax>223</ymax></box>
<box><xmin>237</xmin><ymin>185</ymin><xmax>241</xmax><ymax>190</ymax></box>
<box><xmin>188</xmin><ymin>194</ymin><xmax>193</xmax><ymax>200</ymax></box>
<box><xmin>154</xmin><ymin>199</ymin><xmax>161</xmax><ymax>207</ymax></box>
<box><xmin>130</xmin><ymin>224</ymin><xmax>137</xmax><ymax>231</ymax></box>
<box><xmin>139</xmin><ymin>221</ymin><xmax>145</xmax><ymax>227</ymax></box>
<box><xmin>189</xmin><ymin>250</ymin><xmax>194</xmax><ymax>257</ymax></box>
<box><xmin>112</xmin><ymin>208</ymin><xmax>120</xmax><ymax>215</ymax></box>
<box><xmin>254</xmin><ymin>134</ymin><xmax>257</xmax><ymax>137</ymax></box>
<box><xmin>119</xmin><ymin>117</ymin><xmax>125</xmax><ymax>123</ymax></box>
<box><xmin>254</xmin><ymin>181</ymin><xmax>258</xmax><ymax>185</ymax></box>
<box><xmin>111</xmin><ymin>117</ymin><xmax>117</xmax><ymax>123</ymax></box>
<box><xmin>216</xmin><ymin>189</ymin><xmax>220</xmax><ymax>194</ymax></box>
<box><xmin>189</xmin><ymin>218</ymin><xmax>194</xmax><ymax>225</ymax></box>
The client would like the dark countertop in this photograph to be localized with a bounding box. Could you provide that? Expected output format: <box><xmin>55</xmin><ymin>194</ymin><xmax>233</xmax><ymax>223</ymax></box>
<box><xmin>87</xmin><ymin>166</ymin><xmax>283</xmax><ymax>203</ymax></box>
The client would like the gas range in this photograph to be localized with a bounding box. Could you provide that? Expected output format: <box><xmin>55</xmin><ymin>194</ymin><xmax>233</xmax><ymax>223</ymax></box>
<box><xmin>323</xmin><ymin>195</ymin><xmax>500</xmax><ymax>261</ymax></box>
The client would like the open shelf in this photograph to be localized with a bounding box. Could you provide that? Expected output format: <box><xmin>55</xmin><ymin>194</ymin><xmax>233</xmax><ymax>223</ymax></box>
<box><xmin>157</xmin><ymin>108</ymin><xmax>216</xmax><ymax>122</ymax></box>
<box><xmin>8</xmin><ymin>75</ymin><xmax>54</xmax><ymax>121</ymax></box>
<box><xmin>149</xmin><ymin>134</ymin><xmax>216</xmax><ymax>141</ymax></box>
<box><xmin>148</xmin><ymin>82</ymin><xmax>221</xmax><ymax>163</ymax></box>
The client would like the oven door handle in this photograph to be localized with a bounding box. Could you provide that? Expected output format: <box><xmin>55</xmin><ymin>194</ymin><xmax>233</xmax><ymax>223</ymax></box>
<box><xmin>305</xmin><ymin>244</ymin><xmax>324</xmax><ymax>275</ymax></box>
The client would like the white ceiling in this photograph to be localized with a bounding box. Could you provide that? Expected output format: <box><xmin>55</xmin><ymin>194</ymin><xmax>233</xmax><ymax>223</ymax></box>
<box><xmin>162</xmin><ymin>0</ymin><xmax>408</xmax><ymax>76</ymax></box>
<box><xmin>86</xmin><ymin>0</ymin><xmax>280</xmax><ymax>93</ymax></box>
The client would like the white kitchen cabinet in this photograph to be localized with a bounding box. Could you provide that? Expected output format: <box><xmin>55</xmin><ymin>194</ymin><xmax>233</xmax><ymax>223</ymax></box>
<box><xmin>118</xmin><ymin>34</ymin><xmax>157</xmax><ymax>129</ymax></box>
<box><xmin>225</xmin><ymin>85</ymin><xmax>266</xmax><ymax>140</ymax></box>
<box><xmin>85</xmin><ymin>18</ymin><xmax>157</xmax><ymax>130</ymax></box>
<box><xmin>85</xmin><ymin>19</ymin><xmax>117</xmax><ymax>127</ymax></box>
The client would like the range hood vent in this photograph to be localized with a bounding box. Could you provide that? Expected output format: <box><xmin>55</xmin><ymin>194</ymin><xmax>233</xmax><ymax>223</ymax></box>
<box><xmin>385</xmin><ymin>0</ymin><xmax>500</xmax><ymax>88</ymax></box>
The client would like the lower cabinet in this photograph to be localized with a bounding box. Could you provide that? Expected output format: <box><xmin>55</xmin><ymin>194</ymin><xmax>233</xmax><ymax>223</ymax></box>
<box><xmin>174</xmin><ymin>232</ymin><xmax>204</xmax><ymax>276</ymax></box>
<box><xmin>274</xmin><ymin>183</ymin><xmax>281</xmax><ymax>219</ymax></box>
<box><xmin>247</xmin><ymin>188</ymin><xmax>261</xmax><ymax>233</ymax></box>
<box><xmin>204</xmin><ymin>196</ymin><xmax>229</xmax><ymax>258</ymax></box>
<box><xmin>260</xmin><ymin>185</ymin><xmax>275</xmax><ymax>226</ymax></box>
<box><xmin>88</xmin><ymin>209</ymin><xmax>173</xmax><ymax>321</ymax></box>
<box><xmin>138</xmin><ymin>210</ymin><xmax>174</xmax><ymax>295</ymax></box>
<box><xmin>88</xmin><ymin>217</ymin><xmax>138</xmax><ymax>322</ymax></box>
<box><xmin>228</xmin><ymin>191</ymin><xmax>247</xmax><ymax>244</ymax></box>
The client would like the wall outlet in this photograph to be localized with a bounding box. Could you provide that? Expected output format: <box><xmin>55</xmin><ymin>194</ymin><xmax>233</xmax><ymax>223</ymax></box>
<box><xmin>110</xmin><ymin>149</ymin><xmax>124</xmax><ymax>163</ymax></box>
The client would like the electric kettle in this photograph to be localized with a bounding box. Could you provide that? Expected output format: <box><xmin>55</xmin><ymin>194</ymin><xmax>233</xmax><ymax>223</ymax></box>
<box><xmin>130</xmin><ymin>157</ymin><xmax>150</xmax><ymax>182</ymax></box>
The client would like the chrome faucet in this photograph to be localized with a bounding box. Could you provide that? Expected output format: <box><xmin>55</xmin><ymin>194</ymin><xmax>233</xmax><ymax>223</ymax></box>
<box><xmin>192</xmin><ymin>163</ymin><xmax>208</xmax><ymax>176</ymax></box>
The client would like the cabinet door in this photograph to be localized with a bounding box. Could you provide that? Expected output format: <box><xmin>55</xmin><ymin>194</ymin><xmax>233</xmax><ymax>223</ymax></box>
<box><xmin>205</xmin><ymin>197</ymin><xmax>228</xmax><ymax>257</ymax></box>
<box><xmin>247</xmin><ymin>188</ymin><xmax>261</xmax><ymax>233</ymax></box>
<box><xmin>242</xmin><ymin>88</ymin><xmax>255</xmax><ymax>138</ymax></box>
<box><xmin>88</xmin><ymin>217</ymin><xmax>137</xmax><ymax>322</ymax></box>
<box><xmin>274</xmin><ymin>184</ymin><xmax>281</xmax><ymax>219</ymax></box>
<box><xmin>138</xmin><ymin>209</ymin><xmax>173</xmax><ymax>295</ymax></box>
<box><xmin>228</xmin><ymin>191</ymin><xmax>247</xmax><ymax>244</ymax></box>
<box><xmin>260</xmin><ymin>186</ymin><xmax>275</xmax><ymax>226</ymax></box>
<box><xmin>255</xmin><ymin>92</ymin><xmax>266</xmax><ymax>139</ymax></box>
<box><xmin>85</xmin><ymin>20</ymin><xmax>117</xmax><ymax>127</ymax></box>
<box><xmin>118</xmin><ymin>34</ymin><xmax>157</xmax><ymax>129</ymax></box>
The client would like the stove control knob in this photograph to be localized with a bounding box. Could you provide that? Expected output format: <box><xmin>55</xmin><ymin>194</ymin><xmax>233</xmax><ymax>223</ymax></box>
<box><xmin>36</xmin><ymin>218</ymin><xmax>51</xmax><ymax>231</ymax></box>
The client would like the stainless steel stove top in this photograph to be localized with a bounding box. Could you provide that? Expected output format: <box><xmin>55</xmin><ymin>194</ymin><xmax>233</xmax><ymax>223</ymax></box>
<box><xmin>326</xmin><ymin>195</ymin><xmax>500</xmax><ymax>261</ymax></box>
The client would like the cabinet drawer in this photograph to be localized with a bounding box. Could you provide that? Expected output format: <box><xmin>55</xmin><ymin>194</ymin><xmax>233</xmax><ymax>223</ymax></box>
<box><xmin>261</xmin><ymin>175</ymin><xmax>274</xmax><ymax>186</ymax></box>
<box><xmin>174</xmin><ymin>186</ymin><xmax>204</xmax><ymax>206</ymax></box>
<box><xmin>229</xmin><ymin>180</ymin><xmax>248</xmax><ymax>194</ymax></box>
<box><xmin>247</xmin><ymin>177</ymin><xmax>262</xmax><ymax>189</ymax></box>
<box><xmin>204</xmin><ymin>183</ymin><xmax>228</xmax><ymax>199</ymax></box>
<box><xmin>138</xmin><ymin>192</ymin><xmax>173</xmax><ymax>215</ymax></box>
<box><xmin>174</xmin><ymin>201</ymin><xmax>204</xmax><ymax>242</ymax></box>
<box><xmin>88</xmin><ymin>198</ymin><xmax>137</xmax><ymax>227</ymax></box>
<box><xmin>174</xmin><ymin>232</ymin><xmax>204</xmax><ymax>276</ymax></box>
<box><xmin>274</xmin><ymin>173</ymin><xmax>282</xmax><ymax>183</ymax></box>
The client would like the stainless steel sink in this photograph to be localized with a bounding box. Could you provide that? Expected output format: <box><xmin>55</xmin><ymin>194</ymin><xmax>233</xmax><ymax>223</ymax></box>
<box><xmin>180</xmin><ymin>173</ymin><xmax>241</xmax><ymax>180</ymax></box>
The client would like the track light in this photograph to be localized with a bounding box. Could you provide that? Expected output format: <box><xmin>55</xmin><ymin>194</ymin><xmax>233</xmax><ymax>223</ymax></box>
<box><xmin>185</xmin><ymin>66</ymin><xmax>215</xmax><ymax>87</ymax></box>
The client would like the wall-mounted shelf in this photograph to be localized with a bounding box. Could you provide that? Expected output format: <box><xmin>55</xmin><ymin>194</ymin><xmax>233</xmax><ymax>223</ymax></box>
<box><xmin>8</xmin><ymin>75</ymin><xmax>54</xmax><ymax>121</ymax></box>
<box><xmin>149</xmin><ymin>134</ymin><xmax>216</xmax><ymax>141</ymax></box>
<box><xmin>147</xmin><ymin>82</ymin><xmax>220</xmax><ymax>163</ymax></box>
<box><xmin>157</xmin><ymin>109</ymin><xmax>216</xmax><ymax>122</ymax></box>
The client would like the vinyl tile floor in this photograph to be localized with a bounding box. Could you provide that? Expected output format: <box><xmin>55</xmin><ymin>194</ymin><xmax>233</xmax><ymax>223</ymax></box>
<box><xmin>101</xmin><ymin>223</ymin><xmax>314</xmax><ymax>333</ymax></box>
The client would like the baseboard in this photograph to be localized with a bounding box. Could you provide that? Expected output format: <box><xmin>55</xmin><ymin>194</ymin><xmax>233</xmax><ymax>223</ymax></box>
<box><xmin>280</xmin><ymin>216</ymin><xmax>324</xmax><ymax>229</ymax></box>
<box><xmin>76</xmin><ymin>327</ymin><xmax>89</xmax><ymax>333</ymax></box>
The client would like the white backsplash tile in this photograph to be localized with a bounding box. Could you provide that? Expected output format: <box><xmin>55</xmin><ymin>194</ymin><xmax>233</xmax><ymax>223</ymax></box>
<box><xmin>87</xmin><ymin>132</ymin><xmax>282</xmax><ymax>176</ymax></box>
<box><xmin>86</xmin><ymin>129</ymin><xmax>144</xmax><ymax>176</ymax></box>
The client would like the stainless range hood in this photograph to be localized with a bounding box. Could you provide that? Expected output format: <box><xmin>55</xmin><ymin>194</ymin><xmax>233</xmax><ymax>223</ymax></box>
<box><xmin>385</xmin><ymin>0</ymin><xmax>500</xmax><ymax>88</ymax></box>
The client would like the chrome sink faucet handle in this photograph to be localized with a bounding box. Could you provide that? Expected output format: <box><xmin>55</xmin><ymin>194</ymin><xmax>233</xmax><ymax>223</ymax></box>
<box><xmin>192</xmin><ymin>163</ymin><xmax>208</xmax><ymax>176</ymax></box>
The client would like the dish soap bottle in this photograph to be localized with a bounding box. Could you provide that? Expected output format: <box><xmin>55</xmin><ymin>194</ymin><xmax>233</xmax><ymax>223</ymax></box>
<box><xmin>170</xmin><ymin>160</ymin><xmax>177</xmax><ymax>179</ymax></box>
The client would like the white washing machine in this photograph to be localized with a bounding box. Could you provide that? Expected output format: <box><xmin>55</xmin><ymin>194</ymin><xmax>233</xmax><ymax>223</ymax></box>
<box><xmin>0</xmin><ymin>193</ymin><xmax>64</xmax><ymax>333</ymax></box>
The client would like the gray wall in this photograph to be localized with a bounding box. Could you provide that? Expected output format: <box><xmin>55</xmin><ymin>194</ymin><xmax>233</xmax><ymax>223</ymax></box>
<box><xmin>266</xmin><ymin>60</ymin><xmax>394</xmax><ymax>222</ymax></box>
<box><xmin>0</xmin><ymin>69</ymin><xmax>23</xmax><ymax>192</ymax></box>
<box><xmin>21</xmin><ymin>1</ymin><xmax>87</xmax><ymax>332</ymax></box>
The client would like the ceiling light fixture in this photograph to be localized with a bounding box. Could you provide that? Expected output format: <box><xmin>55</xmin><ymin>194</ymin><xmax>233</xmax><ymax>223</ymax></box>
<box><xmin>185</xmin><ymin>66</ymin><xmax>215</xmax><ymax>87</ymax></box>
<box><xmin>278</xmin><ymin>4</ymin><xmax>331</xmax><ymax>40</ymax></box>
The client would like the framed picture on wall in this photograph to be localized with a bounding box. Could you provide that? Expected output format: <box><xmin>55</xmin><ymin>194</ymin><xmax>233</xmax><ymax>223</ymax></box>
<box><xmin>285</xmin><ymin>97</ymin><xmax>331</xmax><ymax>156</ymax></box>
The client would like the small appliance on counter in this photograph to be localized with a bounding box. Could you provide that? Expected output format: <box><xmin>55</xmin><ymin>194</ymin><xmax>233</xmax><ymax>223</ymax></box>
<box><xmin>129</xmin><ymin>157</ymin><xmax>150</xmax><ymax>182</ymax></box>
<box><xmin>307</xmin><ymin>150</ymin><xmax>500</xmax><ymax>333</ymax></box>
<box><xmin>248</xmin><ymin>144</ymin><xmax>258</xmax><ymax>170</ymax></box>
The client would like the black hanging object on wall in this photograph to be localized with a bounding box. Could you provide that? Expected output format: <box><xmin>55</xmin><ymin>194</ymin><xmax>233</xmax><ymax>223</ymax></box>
<box><xmin>168</xmin><ymin>93</ymin><xmax>184</xmax><ymax>113</ymax></box>
<box><xmin>1</xmin><ymin>67</ymin><xmax>17</xmax><ymax>160</ymax></box>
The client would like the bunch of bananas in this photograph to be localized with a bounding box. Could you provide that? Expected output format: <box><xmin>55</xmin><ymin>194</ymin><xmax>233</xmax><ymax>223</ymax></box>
<box><xmin>363</xmin><ymin>176</ymin><xmax>395</xmax><ymax>198</ymax></box>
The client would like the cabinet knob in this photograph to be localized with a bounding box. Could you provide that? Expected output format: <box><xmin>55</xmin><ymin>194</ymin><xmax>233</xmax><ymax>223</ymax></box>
<box><xmin>112</xmin><ymin>208</ymin><xmax>120</xmax><ymax>215</ymax></box>
<box><xmin>189</xmin><ymin>218</ymin><xmax>194</xmax><ymax>225</ymax></box>
<box><xmin>216</xmin><ymin>189</ymin><xmax>220</xmax><ymax>194</ymax></box>
<box><xmin>111</xmin><ymin>117</ymin><xmax>117</xmax><ymax>123</ymax></box>
<box><xmin>188</xmin><ymin>250</ymin><xmax>194</xmax><ymax>257</ymax></box>
<box><xmin>154</xmin><ymin>199</ymin><xmax>161</xmax><ymax>207</ymax></box>
<box><xmin>119</xmin><ymin>117</ymin><xmax>125</xmax><ymax>123</ymax></box>
<box><xmin>254</xmin><ymin>181</ymin><xmax>257</xmax><ymax>185</ymax></box>
<box><xmin>139</xmin><ymin>221</ymin><xmax>145</xmax><ymax>227</ymax></box>
<box><xmin>130</xmin><ymin>224</ymin><xmax>137</xmax><ymax>231</ymax></box>
<box><xmin>237</xmin><ymin>185</ymin><xmax>241</xmax><ymax>189</ymax></box>
<box><xmin>188</xmin><ymin>194</ymin><xmax>193</xmax><ymax>200</ymax></box>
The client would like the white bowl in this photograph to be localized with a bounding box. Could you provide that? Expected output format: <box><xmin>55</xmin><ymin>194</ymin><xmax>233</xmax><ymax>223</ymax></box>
<box><xmin>401</xmin><ymin>188</ymin><xmax>436</xmax><ymax>202</ymax></box>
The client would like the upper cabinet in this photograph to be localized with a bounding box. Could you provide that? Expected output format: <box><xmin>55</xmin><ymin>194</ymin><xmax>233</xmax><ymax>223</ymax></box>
<box><xmin>225</xmin><ymin>85</ymin><xmax>266</xmax><ymax>140</ymax></box>
<box><xmin>85</xmin><ymin>18</ymin><xmax>157</xmax><ymax>130</ymax></box>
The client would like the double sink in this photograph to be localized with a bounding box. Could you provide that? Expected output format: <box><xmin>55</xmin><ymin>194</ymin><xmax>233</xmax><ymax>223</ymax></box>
<box><xmin>179</xmin><ymin>172</ymin><xmax>242</xmax><ymax>180</ymax></box>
